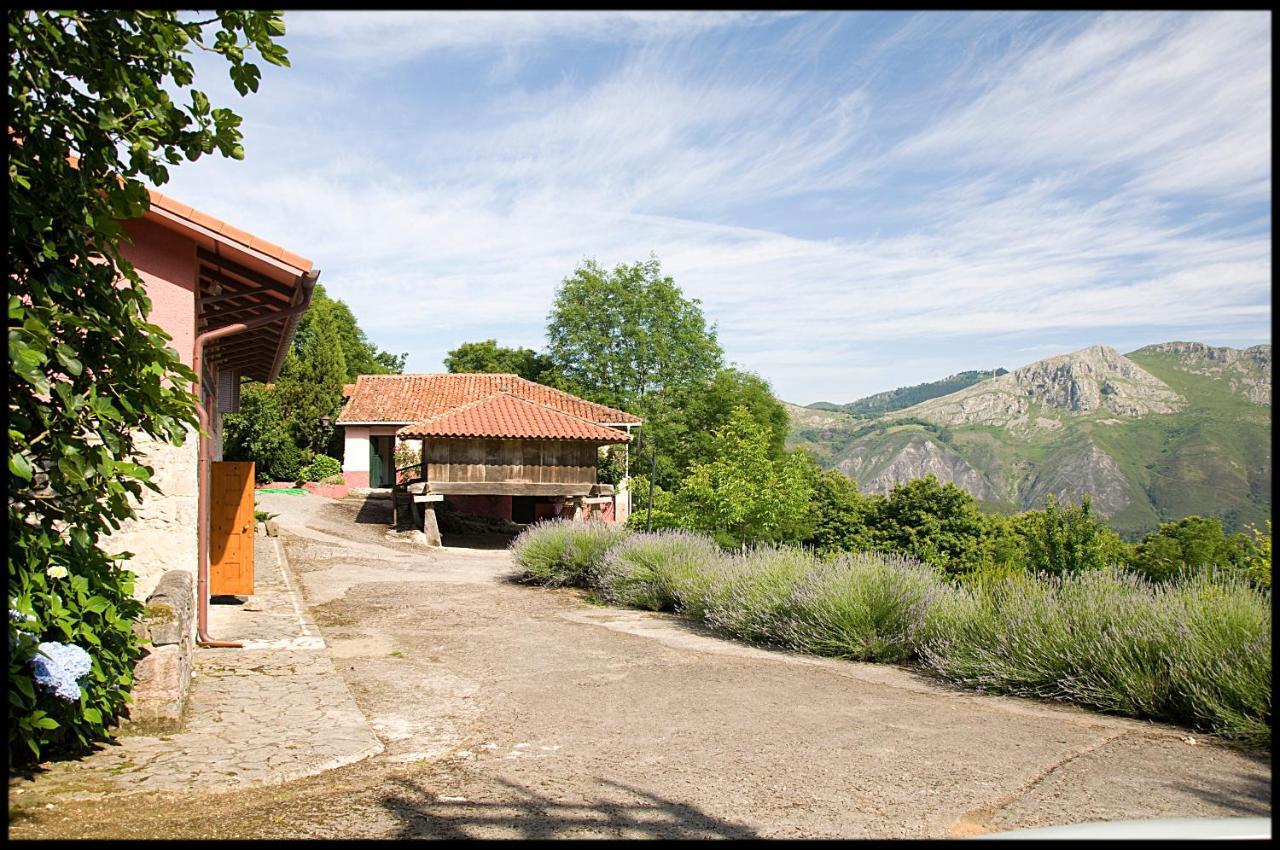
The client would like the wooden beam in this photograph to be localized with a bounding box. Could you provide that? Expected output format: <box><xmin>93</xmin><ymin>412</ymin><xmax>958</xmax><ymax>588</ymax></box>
<box><xmin>426</xmin><ymin>482</ymin><xmax>597</xmax><ymax>497</ymax></box>
<box><xmin>198</xmin><ymin>288</ymin><xmax>261</xmax><ymax>307</ymax></box>
<box><xmin>208</xmin><ymin>346</ymin><xmax>281</xmax><ymax>369</ymax></box>
<box><xmin>208</xmin><ymin>338</ymin><xmax>281</xmax><ymax>357</ymax></box>
<box><xmin>197</xmin><ymin>248</ymin><xmax>298</xmax><ymax>300</ymax></box>
<box><xmin>199</xmin><ymin>269</ymin><xmax>293</xmax><ymax>306</ymax></box>
<box><xmin>202</xmin><ymin>302</ymin><xmax>278</xmax><ymax>324</ymax></box>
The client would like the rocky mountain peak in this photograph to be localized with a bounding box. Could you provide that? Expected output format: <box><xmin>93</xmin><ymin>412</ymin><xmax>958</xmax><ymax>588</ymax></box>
<box><xmin>1008</xmin><ymin>344</ymin><xmax>1183</xmax><ymax>416</ymax></box>
<box><xmin>896</xmin><ymin>344</ymin><xmax>1184</xmax><ymax>427</ymax></box>
<box><xmin>1136</xmin><ymin>341</ymin><xmax>1271</xmax><ymax>405</ymax></box>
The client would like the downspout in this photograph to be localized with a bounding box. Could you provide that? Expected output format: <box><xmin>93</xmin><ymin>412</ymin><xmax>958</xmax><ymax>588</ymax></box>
<box><xmin>194</xmin><ymin>270</ymin><xmax>318</xmax><ymax>647</ymax></box>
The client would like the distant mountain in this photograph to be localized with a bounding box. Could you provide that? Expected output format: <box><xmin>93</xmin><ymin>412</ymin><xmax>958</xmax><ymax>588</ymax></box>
<box><xmin>786</xmin><ymin>342</ymin><xmax>1272</xmax><ymax>538</ymax></box>
<box><xmin>809</xmin><ymin>369</ymin><xmax>1007</xmax><ymax>416</ymax></box>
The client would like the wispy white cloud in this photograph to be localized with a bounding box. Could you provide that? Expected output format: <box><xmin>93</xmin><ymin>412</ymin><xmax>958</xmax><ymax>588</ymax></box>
<box><xmin>286</xmin><ymin>11</ymin><xmax>771</xmax><ymax>62</ymax></box>
<box><xmin>158</xmin><ymin>10</ymin><xmax>1271</xmax><ymax>404</ymax></box>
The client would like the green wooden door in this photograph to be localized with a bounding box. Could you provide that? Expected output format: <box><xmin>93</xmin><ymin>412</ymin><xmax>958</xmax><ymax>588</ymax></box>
<box><xmin>369</xmin><ymin>438</ymin><xmax>384</xmax><ymax>487</ymax></box>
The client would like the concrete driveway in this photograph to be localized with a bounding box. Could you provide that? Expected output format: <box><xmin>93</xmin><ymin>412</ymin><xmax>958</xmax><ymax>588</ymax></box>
<box><xmin>10</xmin><ymin>491</ymin><xmax>1270</xmax><ymax>839</ymax></box>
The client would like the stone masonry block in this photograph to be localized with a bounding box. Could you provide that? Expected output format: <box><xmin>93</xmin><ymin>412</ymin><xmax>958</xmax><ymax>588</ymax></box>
<box><xmin>123</xmin><ymin>645</ymin><xmax>189</xmax><ymax>733</ymax></box>
<box><xmin>143</xmin><ymin>570</ymin><xmax>194</xmax><ymax>646</ymax></box>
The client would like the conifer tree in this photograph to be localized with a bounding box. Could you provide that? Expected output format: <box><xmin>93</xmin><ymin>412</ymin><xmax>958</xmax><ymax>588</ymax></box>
<box><xmin>277</xmin><ymin>306</ymin><xmax>347</xmax><ymax>456</ymax></box>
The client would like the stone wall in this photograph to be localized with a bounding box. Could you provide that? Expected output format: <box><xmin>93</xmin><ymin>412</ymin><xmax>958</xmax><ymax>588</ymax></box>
<box><xmin>122</xmin><ymin>570</ymin><xmax>195</xmax><ymax>733</ymax></box>
<box><xmin>103</xmin><ymin>429</ymin><xmax>199</xmax><ymax>603</ymax></box>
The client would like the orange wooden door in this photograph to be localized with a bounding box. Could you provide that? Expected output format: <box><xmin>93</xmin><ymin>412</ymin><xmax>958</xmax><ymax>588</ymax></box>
<box><xmin>210</xmin><ymin>460</ymin><xmax>255</xmax><ymax>596</ymax></box>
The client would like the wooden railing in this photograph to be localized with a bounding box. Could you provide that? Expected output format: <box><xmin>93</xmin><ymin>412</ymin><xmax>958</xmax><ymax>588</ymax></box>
<box><xmin>394</xmin><ymin>463</ymin><xmax>424</xmax><ymax>487</ymax></box>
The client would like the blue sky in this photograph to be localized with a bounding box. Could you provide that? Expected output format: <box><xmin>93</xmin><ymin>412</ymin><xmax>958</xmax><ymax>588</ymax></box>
<box><xmin>158</xmin><ymin>11</ymin><xmax>1272</xmax><ymax>404</ymax></box>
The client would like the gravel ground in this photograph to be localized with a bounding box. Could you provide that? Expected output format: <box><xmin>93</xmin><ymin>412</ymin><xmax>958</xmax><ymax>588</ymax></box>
<box><xmin>8</xmin><ymin>492</ymin><xmax>1270</xmax><ymax>839</ymax></box>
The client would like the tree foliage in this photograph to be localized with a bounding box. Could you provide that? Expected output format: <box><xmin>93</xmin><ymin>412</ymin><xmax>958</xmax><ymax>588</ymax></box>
<box><xmin>806</xmin><ymin>466</ymin><xmax>876</xmax><ymax>556</ymax></box>
<box><xmin>1129</xmin><ymin>515</ymin><xmax>1256</xmax><ymax>584</ymax></box>
<box><xmin>222</xmin><ymin>383</ymin><xmax>301</xmax><ymax>483</ymax></box>
<box><xmin>546</xmin><ymin>256</ymin><xmax>723</xmax><ymax>412</ymax></box>
<box><xmin>444</xmin><ymin>338</ymin><xmax>559</xmax><ymax>384</ymax></box>
<box><xmin>276</xmin><ymin>305</ymin><xmax>347</xmax><ymax>456</ymax></box>
<box><xmin>1013</xmin><ymin>495</ymin><xmax>1129</xmax><ymax>577</ymax></box>
<box><xmin>674</xmin><ymin>407</ymin><xmax>815</xmax><ymax>548</ymax></box>
<box><xmin>865</xmin><ymin>475</ymin><xmax>990</xmax><ymax>577</ymax></box>
<box><xmin>8</xmin><ymin>9</ymin><xmax>288</xmax><ymax>761</ymax></box>
<box><xmin>654</xmin><ymin>367</ymin><xmax>789</xmax><ymax>484</ymax></box>
<box><xmin>291</xmin><ymin>284</ymin><xmax>405</xmax><ymax>381</ymax></box>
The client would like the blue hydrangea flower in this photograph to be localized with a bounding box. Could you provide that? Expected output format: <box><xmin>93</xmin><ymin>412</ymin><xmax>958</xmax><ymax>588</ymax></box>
<box><xmin>30</xmin><ymin>642</ymin><xmax>93</xmax><ymax>702</ymax></box>
<box><xmin>8</xmin><ymin>607</ymin><xmax>37</xmax><ymax>629</ymax></box>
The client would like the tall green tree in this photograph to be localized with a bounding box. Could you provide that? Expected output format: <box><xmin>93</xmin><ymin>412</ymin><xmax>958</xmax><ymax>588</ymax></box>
<box><xmin>1015</xmin><ymin>495</ymin><xmax>1129</xmax><ymax>578</ymax></box>
<box><xmin>674</xmin><ymin>406</ymin><xmax>815</xmax><ymax>548</ymax></box>
<box><xmin>805</xmin><ymin>465</ymin><xmax>876</xmax><ymax>555</ymax></box>
<box><xmin>276</xmin><ymin>301</ymin><xmax>347</xmax><ymax>456</ymax></box>
<box><xmin>658</xmin><ymin>367</ymin><xmax>790</xmax><ymax>479</ymax></box>
<box><xmin>545</xmin><ymin>255</ymin><xmax>724</xmax><ymax>501</ymax></box>
<box><xmin>444</xmin><ymin>339</ymin><xmax>559</xmax><ymax>384</ymax></box>
<box><xmin>8</xmin><ymin>10</ymin><xmax>289</xmax><ymax>761</ymax></box>
<box><xmin>291</xmin><ymin>284</ymin><xmax>405</xmax><ymax>381</ymax></box>
<box><xmin>221</xmin><ymin>383</ymin><xmax>302</xmax><ymax>483</ymax></box>
<box><xmin>868</xmin><ymin>475</ymin><xmax>989</xmax><ymax>576</ymax></box>
<box><xmin>1129</xmin><ymin>515</ymin><xmax>1247</xmax><ymax>583</ymax></box>
<box><xmin>545</xmin><ymin>256</ymin><xmax>723</xmax><ymax>411</ymax></box>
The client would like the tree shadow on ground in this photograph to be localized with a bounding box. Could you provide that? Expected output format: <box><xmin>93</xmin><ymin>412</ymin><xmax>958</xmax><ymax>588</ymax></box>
<box><xmin>379</xmin><ymin>775</ymin><xmax>759</xmax><ymax>839</ymax></box>
<box><xmin>1165</xmin><ymin>769</ymin><xmax>1271</xmax><ymax>816</ymax></box>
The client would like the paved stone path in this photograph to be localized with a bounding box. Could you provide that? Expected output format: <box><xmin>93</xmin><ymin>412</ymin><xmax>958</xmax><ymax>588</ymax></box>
<box><xmin>9</xmin><ymin>532</ymin><xmax>382</xmax><ymax>800</ymax></box>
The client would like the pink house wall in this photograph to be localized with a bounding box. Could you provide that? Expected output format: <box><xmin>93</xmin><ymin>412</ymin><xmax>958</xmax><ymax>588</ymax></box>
<box><xmin>120</xmin><ymin>217</ymin><xmax>198</xmax><ymax>369</ymax></box>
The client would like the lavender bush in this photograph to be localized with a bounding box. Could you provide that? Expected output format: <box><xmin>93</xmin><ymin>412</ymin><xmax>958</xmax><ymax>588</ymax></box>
<box><xmin>779</xmin><ymin>552</ymin><xmax>942</xmax><ymax>663</ymax></box>
<box><xmin>596</xmin><ymin>531</ymin><xmax>724</xmax><ymax>612</ymax></box>
<box><xmin>1166</xmin><ymin>573</ymin><xmax>1271</xmax><ymax>747</ymax></box>
<box><xmin>510</xmin><ymin>520</ymin><xmax>629</xmax><ymax>587</ymax></box>
<box><xmin>699</xmin><ymin>546</ymin><xmax>815</xmax><ymax>645</ymax></box>
<box><xmin>508</xmin><ymin>523</ymin><xmax>1271</xmax><ymax>748</ymax></box>
<box><xmin>919</xmin><ymin>568</ymin><xmax>1271</xmax><ymax>746</ymax></box>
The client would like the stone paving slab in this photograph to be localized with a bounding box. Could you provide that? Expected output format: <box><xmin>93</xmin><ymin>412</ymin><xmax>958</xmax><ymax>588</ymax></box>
<box><xmin>9</xmin><ymin>534</ymin><xmax>382</xmax><ymax>801</ymax></box>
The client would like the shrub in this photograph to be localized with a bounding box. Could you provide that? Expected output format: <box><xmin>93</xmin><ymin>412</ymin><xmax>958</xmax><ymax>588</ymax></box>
<box><xmin>596</xmin><ymin>531</ymin><xmax>723</xmax><ymax>612</ymax></box>
<box><xmin>699</xmin><ymin>545</ymin><xmax>816</xmax><ymax>645</ymax></box>
<box><xmin>780</xmin><ymin>552</ymin><xmax>942</xmax><ymax>663</ymax></box>
<box><xmin>918</xmin><ymin>568</ymin><xmax>1272</xmax><ymax>745</ymax></box>
<box><xmin>8</xmin><ymin>544</ymin><xmax>146</xmax><ymax>760</ymax></box>
<box><xmin>1016</xmin><ymin>495</ymin><xmax>1129</xmax><ymax>578</ymax></box>
<box><xmin>511</xmin><ymin>520</ymin><xmax>628</xmax><ymax>587</ymax></box>
<box><xmin>297</xmin><ymin>454</ymin><xmax>342</xmax><ymax>484</ymax></box>
<box><xmin>1167</xmin><ymin>573</ymin><xmax>1271</xmax><ymax>747</ymax></box>
<box><xmin>867</xmin><ymin>475</ymin><xmax>989</xmax><ymax>578</ymax></box>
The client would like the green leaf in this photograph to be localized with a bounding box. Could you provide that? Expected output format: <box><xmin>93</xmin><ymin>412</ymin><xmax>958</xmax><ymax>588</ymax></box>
<box><xmin>9</xmin><ymin>452</ymin><xmax>34</xmax><ymax>481</ymax></box>
<box><xmin>55</xmin><ymin>343</ymin><xmax>84</xmax><ymax>376</ymax></box>
<box><xmin>13</xmin><ymin>675</ymin><xmax>36</xmax><ymax>702</ymax></box>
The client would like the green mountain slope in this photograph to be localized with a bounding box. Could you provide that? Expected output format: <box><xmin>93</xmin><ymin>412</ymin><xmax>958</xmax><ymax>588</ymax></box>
<box><xmin>786</xmin><ymin>342</ymin><xmax>1271</xmax><ymax>537</ymax></box>
<box><xmin>809</xmin><ymin>369</ymin><xmax>1007</xmax><ymax>415</ymax></box>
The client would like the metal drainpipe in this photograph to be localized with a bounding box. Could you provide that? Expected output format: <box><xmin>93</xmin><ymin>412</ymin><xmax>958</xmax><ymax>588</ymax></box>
<box><xmin>194</xmin><ymin>271</ymin><xmax>317</xmax><ymax>647</ymax></box>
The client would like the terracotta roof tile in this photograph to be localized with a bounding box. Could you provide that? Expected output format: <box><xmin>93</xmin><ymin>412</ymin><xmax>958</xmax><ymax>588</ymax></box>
<box><xmin>65</xmin><ymin>155</ymin><xmax>313</xmax><ymax>271</ymax></box>
<box><xmin>336</xmin><ymin>373</ymin><xmax>642</xmax><ymax>427</ymax></box>
<box><xmin>398</xmin><ymin>393</ymin><xmax>631</xmax><ymax>442</ymax></box>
